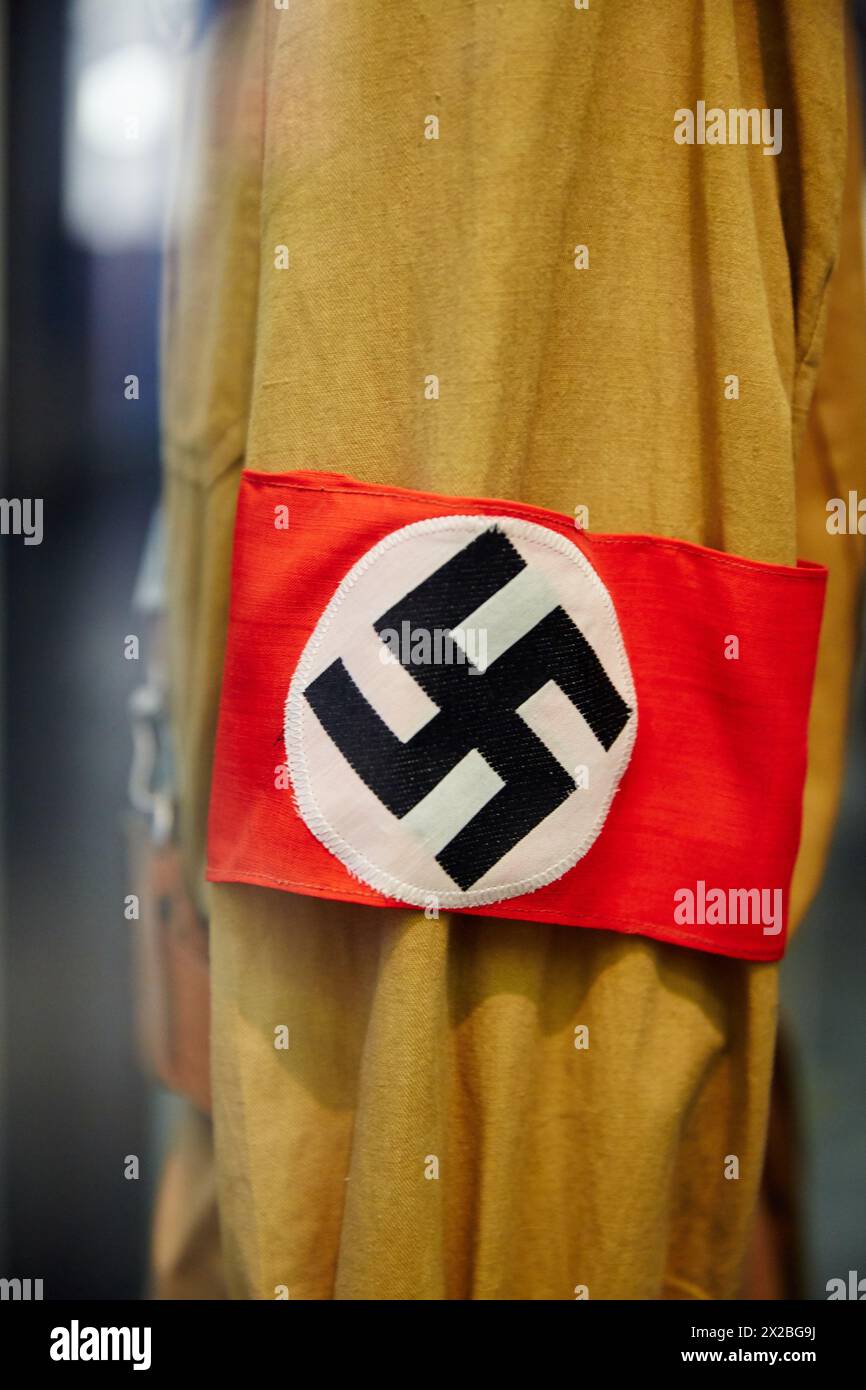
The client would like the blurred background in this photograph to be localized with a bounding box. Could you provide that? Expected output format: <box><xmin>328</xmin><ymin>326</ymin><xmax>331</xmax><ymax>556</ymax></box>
<box><xmin>0</xmin><ymin>0</ymin><xmax>864</xmax><ymax>1299</ymax></box>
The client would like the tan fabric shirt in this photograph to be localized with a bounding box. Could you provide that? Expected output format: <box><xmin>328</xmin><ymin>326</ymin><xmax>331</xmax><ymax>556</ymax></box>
<box><xmin>162</xmin><ymin>0</ymin><xmax>866</xmax><ymax>1298</ymax></box>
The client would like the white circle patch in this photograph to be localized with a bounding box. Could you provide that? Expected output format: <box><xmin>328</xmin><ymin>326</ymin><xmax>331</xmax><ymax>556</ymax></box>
<box><xmin>285</xmin><ymin>515</ymin><xmax>637</xmax><ymax>909</ymax></box>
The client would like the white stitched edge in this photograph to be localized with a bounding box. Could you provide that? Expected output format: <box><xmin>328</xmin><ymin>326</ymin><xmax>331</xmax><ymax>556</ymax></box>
<box><xmin>284</xmin><ymin>514</ymin><xmax>638</xmax><ymax>909</ymax></box>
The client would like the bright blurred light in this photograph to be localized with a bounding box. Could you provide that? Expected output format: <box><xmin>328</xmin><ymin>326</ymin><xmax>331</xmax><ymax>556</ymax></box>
<box><xmin>75</xmin><ymin>43</ymin><xmax>172</xmax><ymax>159</ymax></box>
<box><xmin>64</xmin><ymin>0</ymin><xmax>189</xmax><ymax>255</ymax></box>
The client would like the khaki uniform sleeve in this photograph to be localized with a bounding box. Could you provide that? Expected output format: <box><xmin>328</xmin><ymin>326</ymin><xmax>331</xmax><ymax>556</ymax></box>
<box><xmin>791</xmin><ymin>23</ymin><xmax>866</xmax><ymax>931</ymax></box>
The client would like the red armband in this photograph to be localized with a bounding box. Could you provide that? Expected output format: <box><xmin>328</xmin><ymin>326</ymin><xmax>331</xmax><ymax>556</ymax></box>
<box><xmin>206</xmin><ymin>470</ymin><xmax>826</xmax><ymax>961</ymax></box>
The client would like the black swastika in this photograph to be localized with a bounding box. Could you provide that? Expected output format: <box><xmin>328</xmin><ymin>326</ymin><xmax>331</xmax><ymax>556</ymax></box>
<box><xmin>304</xmin><ymin>527</ymin><xmax>631</xmax><ymax>890</ymax></box>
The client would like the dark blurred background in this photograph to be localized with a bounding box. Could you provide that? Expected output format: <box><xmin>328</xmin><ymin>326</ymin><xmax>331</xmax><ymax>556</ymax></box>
<box><xmin>0</xmin><ymin>0</ymin><xmax>864</xmax><ymax>1300</ymax></box>
<box><xmin>3</xmin><ymin>0</ymin><xmax>169</xmax><ymax>1298</ymax></box>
